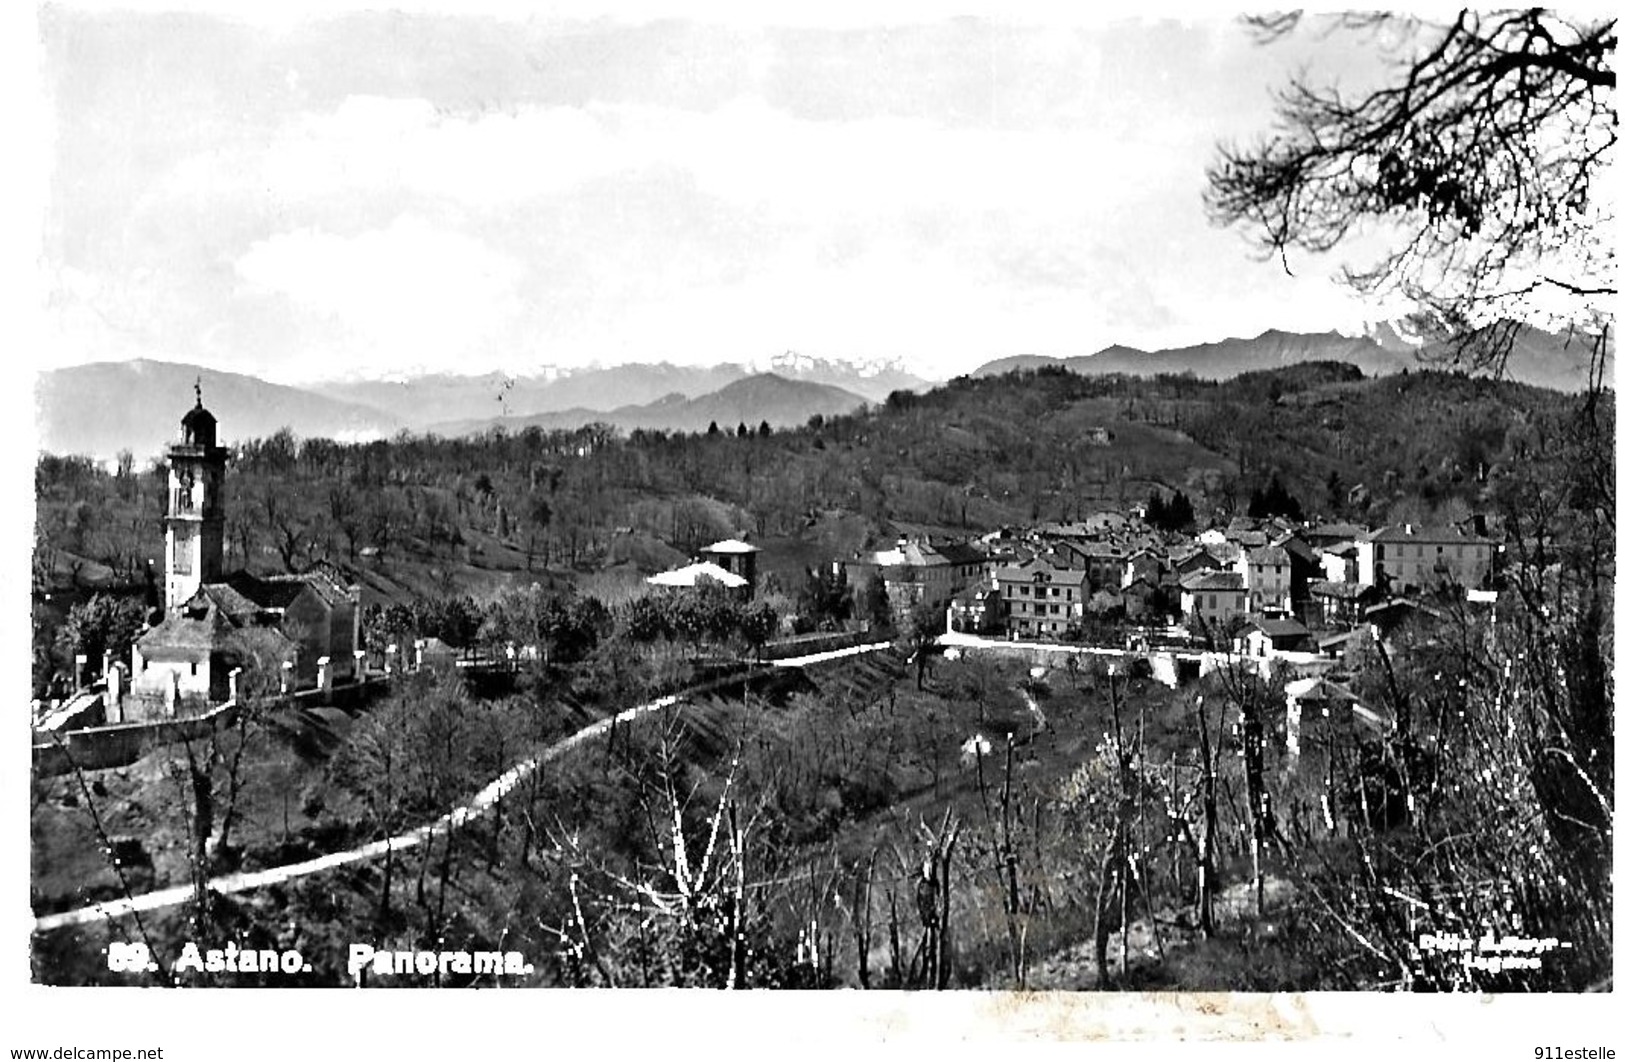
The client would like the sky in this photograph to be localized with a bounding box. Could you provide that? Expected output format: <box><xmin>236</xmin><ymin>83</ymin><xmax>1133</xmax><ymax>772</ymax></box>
<box><xmin>29</xmin><ymin>4</ymin><xmax>1435</xmax><ymax>385</ymax></box>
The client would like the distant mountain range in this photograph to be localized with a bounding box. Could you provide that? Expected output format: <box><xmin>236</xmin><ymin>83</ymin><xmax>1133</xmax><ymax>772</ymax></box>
<box><xmin>427</xmin><ymin>373</ymin><xmax>869</xmax><ymax>437</ymax></box>
<box><xmin>970</xmin><ymin>325</ymin><xmax>1607</xmax><ymax>393</ymax></box>
<box><xmin>322</xmin><ymin>351</ymin><xmax>929</xmax><ymax>428</ymax></box>
<box><xmin>36</xmin><ymin>326</ymin><xmax>1607</xmax><ymax>461</ymax></box>
<box><xmin>34</xmin><ymin>359</ymin><xmax>401</xmax><ymax>463</ymax></box>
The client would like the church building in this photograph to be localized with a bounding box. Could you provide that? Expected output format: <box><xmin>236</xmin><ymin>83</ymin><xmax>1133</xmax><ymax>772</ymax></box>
<box><xmin>120</xmin><ymin>389</ymin><xmax>363</xmax><ymax>720</ymax></box>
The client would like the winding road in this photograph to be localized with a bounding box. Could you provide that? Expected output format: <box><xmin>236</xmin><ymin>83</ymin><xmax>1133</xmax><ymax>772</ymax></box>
<box><xmin>33</xmin><ymin>642</ymin><xmax>891</xmax><ymax>935</ymax></box>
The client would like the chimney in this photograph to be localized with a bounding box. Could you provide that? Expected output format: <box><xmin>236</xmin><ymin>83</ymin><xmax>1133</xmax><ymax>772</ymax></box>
<box><xmin>1404</xmin><ymin>523</ymin><xmax>1413</xmax><ymax>535</ymax></box>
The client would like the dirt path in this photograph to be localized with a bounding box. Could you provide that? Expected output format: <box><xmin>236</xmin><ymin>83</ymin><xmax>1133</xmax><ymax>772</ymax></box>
<box><xmin>33</xmin><ymin>643</ymin><xmax>892</xmax><ymax>935</ymax></box>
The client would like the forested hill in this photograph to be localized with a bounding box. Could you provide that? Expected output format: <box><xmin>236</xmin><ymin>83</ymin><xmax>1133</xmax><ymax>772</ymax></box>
<box><xmin>972</xmin><ymin>325</ymin><xmax>1606</xmax><ymax>394</ymax></box>
<box><xmin>35</xmin><ymin>359</ymin><xmax>1604</xmax><ymax>609</ymax></box>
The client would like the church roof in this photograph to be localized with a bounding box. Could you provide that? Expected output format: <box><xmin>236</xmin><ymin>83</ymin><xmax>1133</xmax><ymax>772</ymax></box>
<box><xmin>212</xmin><ymin>571</ymin><xmax>305</xmax><ymax>611</ymax></box>
<box><xmin>138</xmin><ymin>591</ymin><xmax>238</xmax><ymax>653</ymax></box>
<box><xmin>181</xmin><ymin>402</ymin><xmax>216</xmax><ymax>432</ymax></box>
<box><xmin>211</xmin><ymin>567</ymin><xmax>354</xmax><ymax>612</ymax></box>
<box><xmin>202</xmin><ymin>580</ymin><xmax>265</xmax><ymax>623</ymax></box>
<box><xmin>139</xmin><ymin>586</ymin><xmax>301</xmax><ymax>662</ymax></box>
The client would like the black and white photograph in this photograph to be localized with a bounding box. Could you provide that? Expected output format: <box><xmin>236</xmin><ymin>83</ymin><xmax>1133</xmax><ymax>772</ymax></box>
<box><xmin>12</xmin><ymin>0</ymin><xmax>1617</xmax><ymax>1050</ymax></box>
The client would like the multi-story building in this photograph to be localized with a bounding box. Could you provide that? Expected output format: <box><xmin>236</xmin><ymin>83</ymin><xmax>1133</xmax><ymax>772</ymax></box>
<box><xmin>1356</xmin><ymin>524</ymin><xmax>1496</xmax><ymax>593</ymax></box>
<box><xmin>842</xmin><ymin>537</ymin><xmax>988</xmax><ymax>619</ymax></box>
<box><xmin>1179</xmin><ymin>570</ymin><xmax>1248</xmax><ymax>631</ymax></box>
<box><xmin>1238</xmin><ymin>544</ymin><xmax>1293</xmax><ymax>613</ymax></box>
<box><xmin>995</xmin><ymin>557</ymin><xmax>1089</xmax><ymax>638</ymax></box>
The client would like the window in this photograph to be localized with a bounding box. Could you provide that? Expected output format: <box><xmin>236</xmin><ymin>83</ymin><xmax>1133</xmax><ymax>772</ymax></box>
<box><xmin>172</xmin><ymin>530</ymin><xmax>193</xmax><ymax>575</ymax></box>
<box><xmin>1209</xmin><ymin>594</ymin><xmax>1217</xmax><ymax>610</ymax></box>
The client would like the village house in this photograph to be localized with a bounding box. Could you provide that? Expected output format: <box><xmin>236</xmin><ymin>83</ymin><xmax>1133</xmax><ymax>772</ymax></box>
<box><xmin>699</xmin><ymin>538</ymin><xmax>760</xmax><ymax>593</ymax></box>
<box><xmin>1355</xmin><ymin>524</ymin><xmax>1495</xmax><ymax>593</ymax></box>
<box><xmin>1235</xmin><ymin>615</ymin><xmax>1315</xmax><ymax>658</ymax></box>
<box><xmin>1178</xmin><ymin>570</ymin><xmax>1248</xmax><ymax>632</ymax></box>
<box><xmin>996</xmin><ymin>556</ymin><xmax>1089</xmax><ymax>638</ymax></box>
<box><xmin>1119</xmin><ymin>547</ymin><xmax>1167</xmax><ymax>589</ymax></box>
<box><xmin>1170</xmin><ymin>544</ymin><xmax>1225</xmax><ymax>578</ymax></box>
<box><xmin>1237</xmin><ymin>543</ymin><xmax>1293</xmax><ymax>613</ymax></box>
<box><xmin>1054</xmin><ymin>540</ymin><xmax>1127</xmax><ymax>593</ymax></box>
<box><xmin>1302</xmin><ymin>521</ymin><xmax>1369</xmax><ymax>550</ymax></box>
<box><xmin>1305</xmin><ymin>579</ymin><xmax>1380</xmax><ymax>628</ymax></box>
<box><xmin>1320</xmin><ymin>541</ymin><xmax>1361</xmax><ymax>583</ymax></box>
<box><xmin>842</xmin><ymin>536</ymin><xmax>988</xmax><ymax>619</ymax></box>
<box><xmin>1120</xmin><ymin>575</ymin><xmax>1168</xmax><ymax>622</ymax></box>
<box><xmin>947</xmin><ymin>578</ymin><xmax>1002</xmax><ymax>634</ymax></box>
<box><xmin>1271</xmin><ymin>531</ymin><xmax>1321</xmax><ymax>609</ymax></box>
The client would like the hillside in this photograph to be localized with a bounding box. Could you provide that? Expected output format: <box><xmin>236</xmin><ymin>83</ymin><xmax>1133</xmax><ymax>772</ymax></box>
<box><xmin>33</xmin><ymin>357</ymin><xmax>1601</xmax><ymax>637</ymax></box>
<box><xmin>971</xmin><ymin>326</ymin><xmax>1605</xmax><ymax>392</ymax></box>
<box><xmin>34</xmin><ymin>360</ymin><xmax>400</xmax><ymax>463</ymax></box>
<box><xmin>1418</xmin><ymin>325</ymin><xmax>1612</xmax><ymax>393</ymax></box>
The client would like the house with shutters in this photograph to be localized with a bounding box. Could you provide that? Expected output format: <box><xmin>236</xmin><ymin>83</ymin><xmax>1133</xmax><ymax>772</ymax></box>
<box><xmin>1238</xmin><ymin>544</ymin><xmax>1293</xmax><ymax>613</ymax></box>
<box><xmin>1355</xmin><ymin>524</ymin><xmax>1496</xmax><ymax>593</ymax></box>
<box><xmin>1178</xmin><ymin>570</ymin><xmax>1248</xmax><ymax>632</ymax></box>
<box><xmin>841</xmin><ymin>536</ymin><xmax>988</xmax><ymax>620</ymax></box>
<box><xmin>996</xmin><ymin>556</ymin><xmax>1089</xmax><ymax>638</ymax></box>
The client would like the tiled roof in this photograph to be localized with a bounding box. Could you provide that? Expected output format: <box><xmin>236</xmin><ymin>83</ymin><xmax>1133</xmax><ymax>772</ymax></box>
<box><xmin>1284</xmin><ymin>676</ymin><xmax>1357</xmax><ymax>701</ymax></box>
<box><xmin>1364</xmin><ymin>524</ymin><xmax>1493</xmax><ymax>544</ymax></box>
<box><xmin>1307</xmin><ymin>579</ymin><xmax>1376</xmax><ymax>600</ymax></box>
<box><xmin>267</xmin><ymin>568</ymin><xmax>352</xmax><ymax>608</ymax></box>
<box><xmin>936</xmin><ymin>542</ymin><xmax>988</xmax><ymax>566</ymax></box>
<box><xmin>220</xmin><ymin>570</ymin><xmax>305</xmax><ymax>610</ymax></box>
<box><xmin>138</xmin><ymin>595</ymin><xmax>238</xmax><ymax>653</ymax></box>
<box><xmin>951</xmin><ymin>579</ymin><xmax>999</xmax><ymax>605</ymax></box>
<box><xmin>1243</xmin><ymin>616</ymin><xmax>1312</xmax><ymax>638</ymax></box>
<box><xmin>997</xmin><ymin>559</ymin><xmax>1089</xmax><ymax>586</ymax></box>
<box><xmin>1307</xmin><ymin>522</ymin><xmax>1368</xmax><ymax>539</ymax></box>
<box><xmin>1180</xmin><ymin>571</ymin><xmax>1245</xmax><ymax>592</ymax></box>
<box><xmin>202</xmin><ymin>581</ymin><xmax>263</xmax><ymax>623</ymax></box>
<box><xmin>1246</xmin><ymin>545</ymin><xmax>1292</xmax><ymax>566</ymax></box>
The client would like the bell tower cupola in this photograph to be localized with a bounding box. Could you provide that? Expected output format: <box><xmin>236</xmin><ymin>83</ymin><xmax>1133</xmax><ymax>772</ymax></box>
<box><xmin>164</xmin><ymin>380</ymin><xmax>227</xmax><ymax>613</ymax></box>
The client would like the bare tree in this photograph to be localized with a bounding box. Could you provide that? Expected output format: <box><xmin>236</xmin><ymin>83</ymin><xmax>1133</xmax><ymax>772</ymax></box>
<box><xmin>1207</xmin><ymin>11</ymin><xmax>1615</xmax><ymax>375</ymax></box>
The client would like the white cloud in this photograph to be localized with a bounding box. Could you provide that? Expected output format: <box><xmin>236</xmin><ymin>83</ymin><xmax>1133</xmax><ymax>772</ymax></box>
<box><xmin>233</xmin><ymin>215</ymin><xmax>523</xmax><ymax>379</ymax></box>
<box><xmin>178</xmin><ymin>92</ymin><xmax>1168</xmax><ymax>225</ymax></box>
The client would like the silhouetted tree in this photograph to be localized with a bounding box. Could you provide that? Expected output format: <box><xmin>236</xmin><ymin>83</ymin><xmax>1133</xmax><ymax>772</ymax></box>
<box><xmin>1207</xmin><ymin>11</ymin><xmax>1614</xmax><ymax>377</ymax></box>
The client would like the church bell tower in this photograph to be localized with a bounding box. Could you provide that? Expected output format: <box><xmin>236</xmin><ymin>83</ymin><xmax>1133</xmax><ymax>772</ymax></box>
<box><xmin>164</xmin><ymin>382</ymin><xmax>227</xmax><ymax>613</ymax></box>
